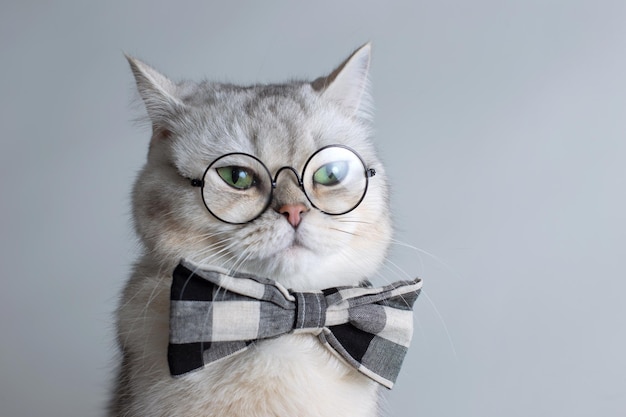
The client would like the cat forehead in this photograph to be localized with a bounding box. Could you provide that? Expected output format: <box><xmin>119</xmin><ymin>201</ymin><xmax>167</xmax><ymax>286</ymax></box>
<box><xmin>180</xmin><ymin>82</ymin><xmax>320</xmax><ymax>140</ymax></box>
<box><xmin>180</xmin><ymin>81</ymin><xmax>313</xmax><ymax>112</ymax></box>
<box><xmin>176</xmin><ymin>83</ymin><xmax>349</xmax><ymax>144</ymax></box>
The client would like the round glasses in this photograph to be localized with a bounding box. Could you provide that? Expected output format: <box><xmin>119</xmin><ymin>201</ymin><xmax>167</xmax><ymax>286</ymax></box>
<box><xmin>190</xmin><ymin>145</ymin><xmax>376</xmax><ymax>224</ymax></box>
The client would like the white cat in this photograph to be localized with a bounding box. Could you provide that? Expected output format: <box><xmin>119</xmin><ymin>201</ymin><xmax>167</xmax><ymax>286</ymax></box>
<box><xmin>110</xmin><ymin>43</ymin><xmax>394</xmax><ymax>417</ymax></box>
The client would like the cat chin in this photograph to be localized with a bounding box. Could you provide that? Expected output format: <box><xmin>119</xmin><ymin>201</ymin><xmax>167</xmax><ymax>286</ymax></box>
<box><xmin>245</xmin><ymin>251</ymin><xmax>367</xmax><ymax>291</ymax></box>
<box><xmin>247</xmin><ymin>247</ymin><xmax>319</xmax><ymax>285</ymax></box>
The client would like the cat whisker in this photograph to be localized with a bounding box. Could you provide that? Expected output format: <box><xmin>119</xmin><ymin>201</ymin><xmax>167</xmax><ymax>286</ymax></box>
<box><xmin>229</xmin><ymin>250</ymin><xmax>254</xmax><ymax>276</ymax></box>
<box><xmin>193</xmin><ymin>236</ymin><xmax>239</xmax><ymax>259</ymax></box>
<box><xmin>378</xmin><ymin>260</ymin><xmax>412</xmax><ymax>284</ymax></box>
<box><xmin>200</xmin><ymin>245</ymin><xmax>241</xmax><ymax>269</ymax></box>
<box><xmin>328</xmin><ymin>227</ymin><xmax>359</xmax><ymax>236</ymax></box>
<box><xmin>335</xmin><ymin>219</ymin><xmax>373</xmax><ymax>225</ymax></box>
<box><xmin>382</xmin><ymin>242</ymin><xmax>460</xmax><ymax>357</ymax></box>
<box><xmin>420</xmin><ymin>289</ymin><xmax>458</xmax><ymax>358</ymax></box>
<box><xmin>120</xmin><ymin>263</ymin><xmax>169</xmax><ymax>351</ymax></box>
<box><xmin>181</xmin><ymin>231</ymin><xmax>238</xmax><ymax>253</ymax></box>
<box><xmin>389</xmin><ymin>238</ymin><xmax>461</xmax><ymax>279</ymax></box>
<box><xmin>335</xmin><ymin>240</ymin><xmax>456</xmax><ymax>356</ymax></box>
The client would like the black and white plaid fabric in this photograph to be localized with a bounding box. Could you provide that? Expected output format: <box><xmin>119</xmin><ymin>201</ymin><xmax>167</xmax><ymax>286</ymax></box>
<box><xmin>168</xmin><ymin>259</ymin><xmax>422</xmax><ymax>389</ymax></box>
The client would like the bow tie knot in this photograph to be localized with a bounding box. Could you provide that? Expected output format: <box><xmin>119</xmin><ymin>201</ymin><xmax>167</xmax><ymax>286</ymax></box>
<box><xmin>168</xmin><ymin>260</ymin><xmax>422</xmax><ymax>389</ymax></box>
<box><xmin>293</xmin><ymin>291</ymin><xmax>327</xmax><ymax>331</ymax></box>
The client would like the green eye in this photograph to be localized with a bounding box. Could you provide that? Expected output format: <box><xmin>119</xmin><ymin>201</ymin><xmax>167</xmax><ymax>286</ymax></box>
<box><xmin>313</xmin><ymin>161</ymin><xmax>349</xmax><ymax>186</ymax></box>
<box><xmin>216</xmin><ymin>166</ymin><xmax>256</xmax><ymax>189</ymax></box>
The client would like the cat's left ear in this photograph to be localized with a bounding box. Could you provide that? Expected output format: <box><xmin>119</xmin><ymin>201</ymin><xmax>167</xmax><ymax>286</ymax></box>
<box><xmin>312</xmin><ymin>43</ymin><xmax>372</xmax><ymax>118</ymax></box>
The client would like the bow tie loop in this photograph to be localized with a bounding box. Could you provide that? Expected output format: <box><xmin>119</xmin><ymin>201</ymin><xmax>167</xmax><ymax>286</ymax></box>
<box><xmin>291</xmin><ymin>291</ymin><xmax>328</xmax><ymax>331</ymax></box>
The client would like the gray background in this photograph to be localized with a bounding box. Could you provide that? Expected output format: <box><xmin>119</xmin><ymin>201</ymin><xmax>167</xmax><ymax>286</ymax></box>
<box><xmin>1</xmin><ymin>1</ymin><xmax>625</xmax><ymax>416</ymax></box>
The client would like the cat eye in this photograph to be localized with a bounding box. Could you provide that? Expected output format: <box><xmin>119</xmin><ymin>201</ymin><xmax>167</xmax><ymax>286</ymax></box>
<box><xmin>312</xmin><ymin>161</ymin><xmax>349</xmax><ymax>186</ymax></box>
<box><xmin>190</xmin><ymin>145</ymin><xmax>376</xmax><ymax>224</ymax></box>
<box><xmin>216</xmin><ymin>166</ymin><xmax>257</xmax><ymax>190</ymax></box>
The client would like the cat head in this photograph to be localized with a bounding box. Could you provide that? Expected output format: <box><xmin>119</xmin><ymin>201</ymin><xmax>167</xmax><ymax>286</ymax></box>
<box><xmin>128</xmin><ymin>44</ymin><xmax>392</xmax><ymax>290</ymax></box>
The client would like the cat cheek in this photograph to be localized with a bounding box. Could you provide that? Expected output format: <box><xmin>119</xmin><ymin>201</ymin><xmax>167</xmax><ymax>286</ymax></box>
<box><xmin>142</xmin><ymin>194</ymin><xmax>171</xmax><ymax>221</ymax></box>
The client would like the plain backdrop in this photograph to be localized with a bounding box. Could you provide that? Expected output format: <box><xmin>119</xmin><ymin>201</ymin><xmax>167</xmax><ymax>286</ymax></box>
<box><xmin>1</xmin><ymin>1</ymin><xmax>625</xmax><ymax>416</ymax></box>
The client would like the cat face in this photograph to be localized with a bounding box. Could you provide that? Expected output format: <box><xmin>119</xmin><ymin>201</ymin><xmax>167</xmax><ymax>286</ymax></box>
<box><xmin>128</xmin><ymin>44</ymin><xmax>392</xmax><ymax>290</ymax></box>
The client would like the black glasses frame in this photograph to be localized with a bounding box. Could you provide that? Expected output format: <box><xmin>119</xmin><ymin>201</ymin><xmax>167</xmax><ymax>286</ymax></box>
<box><xmin>190</xmin><ymin>144</ymin><xmax>376</xmax><ymax>225</ymax></box>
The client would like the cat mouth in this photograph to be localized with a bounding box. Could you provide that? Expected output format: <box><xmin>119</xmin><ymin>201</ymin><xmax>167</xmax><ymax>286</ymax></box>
<box><xmin>283</xmin><ymin>237</ymin><xmax>307</xmax><ymax>252</ymax></box>
<box><xmin>274</xmin><ymin>242</ymin><xmax>314</xmax><ymax>270</ymax></box>
<box><xmin>277</xmin><ymin>235</ymin><xmax>312</xmax><ymax>257</ymax></box>
<box><xmin>288</xmin><ymin>241</ymin><xmax>308</xmax><ymax>251</ymax></box>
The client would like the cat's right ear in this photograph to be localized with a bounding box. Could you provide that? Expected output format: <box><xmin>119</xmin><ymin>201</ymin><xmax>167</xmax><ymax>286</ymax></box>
<box><xmin>125</xmin><ymin>55</ymin><xmax>183</xmax><ymax>133</ymax></box>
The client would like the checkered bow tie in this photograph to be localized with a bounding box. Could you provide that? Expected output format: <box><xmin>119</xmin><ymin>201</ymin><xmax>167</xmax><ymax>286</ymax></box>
<box><xmin>168</xmin><ymin>259</ymin><xmax>422</xmax><ymax>389</ymax></box>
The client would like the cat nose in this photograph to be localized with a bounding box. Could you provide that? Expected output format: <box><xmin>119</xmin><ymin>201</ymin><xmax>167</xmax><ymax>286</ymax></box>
<box><xmin>277</xmin><ymin>203</ymin><xmax>308</xmax><ymax>227</ymax></box>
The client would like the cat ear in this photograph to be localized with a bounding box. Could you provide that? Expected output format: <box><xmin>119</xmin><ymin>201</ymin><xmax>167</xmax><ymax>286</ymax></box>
<box><xmin>311</xmin><ymin>43</ymin><xmax>372</xmax><ymax>117</ymax></box>
<box><xmin>125</xmin><ymin>55</ymin><xmax>183</xmax><ymax>132</ymax></box>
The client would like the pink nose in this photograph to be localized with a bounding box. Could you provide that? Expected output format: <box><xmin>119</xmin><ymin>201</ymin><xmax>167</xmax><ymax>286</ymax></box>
<box><xmin>278</xmin><ymin>203</ymin><xmax>308</xmax><ymax>227</ymax></box>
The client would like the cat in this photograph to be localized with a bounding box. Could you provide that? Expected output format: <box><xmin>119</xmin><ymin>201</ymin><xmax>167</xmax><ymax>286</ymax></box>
<box><xmin>110</xmin><ymin>43</ymin><xmax>394</xmax><ymax>417</ymax></box>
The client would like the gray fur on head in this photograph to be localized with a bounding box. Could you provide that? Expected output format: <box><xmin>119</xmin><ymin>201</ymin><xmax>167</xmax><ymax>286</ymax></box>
<box><xmin>126</xmin><ymin>42</ymin><xmax>391</xmax><ymax>290</ymax></box>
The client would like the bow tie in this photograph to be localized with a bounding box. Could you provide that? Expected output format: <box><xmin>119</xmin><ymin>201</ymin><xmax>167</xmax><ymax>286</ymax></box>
<box><xmin>168</xmin><ymin>260</ymin><xmax>422</xmax><ymax>389</ymax></box>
